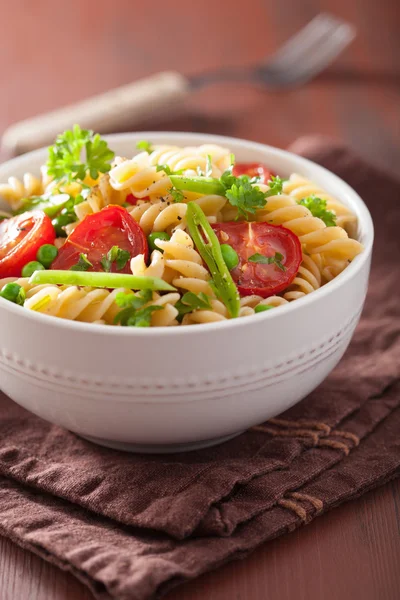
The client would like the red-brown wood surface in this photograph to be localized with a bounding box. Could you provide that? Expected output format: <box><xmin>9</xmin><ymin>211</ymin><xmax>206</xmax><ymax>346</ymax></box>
<box><xmin>0</xmin><ymin>0</ymin><xmax>399</xmax><ymax>598</ymax></box>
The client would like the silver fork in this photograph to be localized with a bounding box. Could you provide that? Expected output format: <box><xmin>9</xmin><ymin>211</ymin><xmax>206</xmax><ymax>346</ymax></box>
<box><xmin>2</xmin><ymin>13</ymin><xmax>356</xmax><ymax>155</ymax></box>
<box><xmin>191</xmin><ymin>14</ymin><xmax>356</xmax><ymax>88</ymax></box>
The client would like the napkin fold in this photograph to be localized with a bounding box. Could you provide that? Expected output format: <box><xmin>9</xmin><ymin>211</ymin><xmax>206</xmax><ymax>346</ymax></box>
<box><xmin>0</xmin><ymin>137</ymin><xmax>399</xmax><ymax>600</ymax></box>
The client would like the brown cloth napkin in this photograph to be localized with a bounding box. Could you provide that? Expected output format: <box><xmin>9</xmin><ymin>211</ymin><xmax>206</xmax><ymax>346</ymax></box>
<box><xmin>0</xmin><ymin>137</ymin><xmax>399</xmax><ymax>600</ymax></box>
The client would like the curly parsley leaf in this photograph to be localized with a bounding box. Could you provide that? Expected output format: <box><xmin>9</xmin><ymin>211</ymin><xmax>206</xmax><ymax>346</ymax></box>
<box><xmin>175</xmin><ymin>291</ymin><xmax>212</xmax><ymax>319</ymax></box>
<box><xmin>248</xmin><ymin>252</ymin><xmax>286</xmax><ymax>271</ymax></box>
<box><xmin>265</xmin><ymin>175</ymin><xmax>284</xmax><ymax>197</ymax></box>
<box><xmin>136</xmin><ymin>140</ymin><xmax>153</xmax><ymax>154</ymax></box>
<box><xmin>46</xmin><ymin>125</ymin><xmax>115</xmax><ymax>184</ymax></box>
<box><xmin>225</xmin><ymin>179</ymin><xmax>268</xmax><ymax>220</ymax></box>
<box><xmin>100</xmin><ymin>246</ymin><xmax>130</xmax><ymax>273</ymax></box>
<box><xmin>114</xmin><ymin>289</ymin><xmax>162</xmax><ymax>327</ymax></box>
<box><xmin>69</xmin><ymin>253</ymin><xmax>93</xmax><ymax>272</ymax></box>
<box><xmin>298</xmin><ymin>195</ymin><xmax>337</xmax><ymax>227</ymax></box>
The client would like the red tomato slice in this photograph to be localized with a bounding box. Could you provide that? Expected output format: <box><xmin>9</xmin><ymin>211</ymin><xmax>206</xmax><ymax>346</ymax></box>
<box><xmin>0</xmin><ymin>211</ymin><xmax>55</xmax><ymax>277</ymax></box>
<box><xmin>232</xmin><ymin>163</ymin><xmax>275</xmax><ymax>184</ymax></box>
<box><xmin>51</xmin><ymin>205</ymin><xmax>148</xmax><ymax>272</ymax></box>
<box><xmin>212</xmin><ymin>222</ymin><xmax>302</xmax><ymax>297</ymax></box>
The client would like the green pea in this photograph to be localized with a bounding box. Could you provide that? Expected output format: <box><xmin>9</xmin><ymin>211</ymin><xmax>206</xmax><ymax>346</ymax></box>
<box><xmin>52</xmin><ymin>213</ymin><xmax>76</xmax><ymax>237</ymax></box>
<box><xmin>255</xmin><ymin>304</ymin><xmax>274</xmax><ymax>313</ymax></box>
<box><xmin>220</xmin><ymin>244</ymin><xmax>239</xmax><ymax>271</ymax></box>
<box><xmin>0</xmin><ymin>283</ymin><xmax>26</xmax><ymax>305</ymax></box>
<box><xmin>21</xmin><ymin>261</ymin><xmax>45</xmax><ymax>278</ymax></box>
<box><xmin>37</xmin><ymin>244</ymin><xmax>58</xmax><ymax>268</ymax></box>
<box><xmin>147</xmin><ymin>231</ymin><xmax>171</xmax><ymax>253</ymax></box>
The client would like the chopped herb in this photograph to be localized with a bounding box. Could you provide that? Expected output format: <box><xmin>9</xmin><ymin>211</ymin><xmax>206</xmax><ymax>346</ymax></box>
<box><xmin>155</xmin><ymin>164</ymin><xmax>184</xmax><ymax>176</ymax></box>
<box><xmin>136</xmin><ymin>140</ymin><xmax>153</xmax><ymax>154</ymax></box>
<box><xmin>248</xmin><ymin>252</ymin><xmax>286</xmax><ymax>271</ymax></box>
<box><xmin>205</xmin><ymin>155</ymin><xmax>213</xmax><ymax>178</ymax></box>
<box><xmin>169</xmin><ymin>186</ymin><xmax>185</xmax><ymax>203</ymax></box>
<box><xmin>230</xmin><ymin>153</ymin><xmax>235</xmax><ymax>166</ymax></box>
<box><xmin>114</xmin><ymin>289</ymin><xmax>162</xmax><ymax>327</ymax></box>
<box><xmin>115</xmin><ymin>288</ymin><xmax>152</xmax><ymax>309</ymax></box>
<box><xmin>69</xmin><ymin>253</ymin><xmax>93</xmax><ymax>271</ymax></box>
<box><xmin>298</xmin><ymin>195</ymin><xmax>337</xmax><ymax>227</ymax></box>
<box><xmin>100</xmin><ymin>245</ymin><xmax>130</xmax><ymax>272</ymax></box>
<box><xmin>175</xmin><ymin>291</ymin><xmax>212</xmax><ymax>318</ymax></box>
<box><xmin>46</xmin><ymin>125</ymin><xmax>115</xmax><ymax>184</ymax></box>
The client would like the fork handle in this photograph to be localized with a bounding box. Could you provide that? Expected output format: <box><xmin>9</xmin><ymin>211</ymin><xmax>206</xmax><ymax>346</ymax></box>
<box><xmin>1</xmin><ymin>71</ymin><xmax>191</xmax><ymax>155</ymax></box>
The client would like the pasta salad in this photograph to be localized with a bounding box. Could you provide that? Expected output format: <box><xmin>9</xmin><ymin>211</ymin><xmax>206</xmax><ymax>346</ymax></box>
<box><xmin>0</xmin><ymin>127</ymin><xmax>363</xmax><ymax>327</ymax></box>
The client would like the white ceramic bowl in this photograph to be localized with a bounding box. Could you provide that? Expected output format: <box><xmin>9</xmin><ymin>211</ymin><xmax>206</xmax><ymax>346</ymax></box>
<box><xmin>0</xmin><ymin>133</ymin><xmax>374</xmax><ymax>452</ymax></box>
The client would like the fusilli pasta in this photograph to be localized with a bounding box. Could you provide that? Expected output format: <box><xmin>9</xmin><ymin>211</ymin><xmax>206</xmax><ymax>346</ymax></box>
<box><xmin>283</xmin><ymin>173</ymin><xmax>358</xmax><ymax>237</ymax></box>
<box><xmin>0</xmin><ymin>173</ymin><xmax>45</xmax><ymax>210</ymax></box>
<box><xmin>0</xmin><ymin>135</ymin><xmax>364</xmax><ymax>327</ymax></box>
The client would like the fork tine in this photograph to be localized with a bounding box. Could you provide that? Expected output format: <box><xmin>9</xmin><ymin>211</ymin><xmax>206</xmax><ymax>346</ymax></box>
<box><xmin>275</xmin><ymin>22</ymin><xmax>356</xmax><ymax>85</ymax></box>
<box><xmin>266</xmin><ymin>14</ymin><xmax>354</xmax><ymax>71</ymax></box>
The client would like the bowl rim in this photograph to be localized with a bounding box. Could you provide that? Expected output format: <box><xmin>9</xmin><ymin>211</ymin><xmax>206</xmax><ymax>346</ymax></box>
<box><xmin>0</xmin><ymin>131</ymin><xmax>374</xmax><ymax>336</ymax></box>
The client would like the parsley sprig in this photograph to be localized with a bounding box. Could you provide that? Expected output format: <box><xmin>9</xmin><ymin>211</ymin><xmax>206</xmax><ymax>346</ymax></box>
<box><xmin>100</xmin><ymin>246</ymin><xmax>130</xmax><ymax>272</ymax></box>
<box><xmin>47</xmin><ymin>125</ymin><xmax>115</xmax><ymax>184</ymax></box>
<box><xmin>170</xmin><ymin>171</ymin><xmax>284</xmax><ymax>220</ymax></box>
<box><xmin>114</xmin><ymin>289</ymin><xmax>162</xmax><ymax>327</ymax></box>
<box><xmin>298</xmin><ymin>195</ymin><xmax>336</xmax><ymax>227</ymax></box>
<box><xmin>248</xmin><ymin>252</ymin><xmax>286</xmax><ymax>271</ymax></box>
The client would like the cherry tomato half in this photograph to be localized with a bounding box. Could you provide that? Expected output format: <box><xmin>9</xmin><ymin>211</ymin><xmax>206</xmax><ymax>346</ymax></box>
<box><xmin>0</xmin><ymin>211</ymin><xmax>55</xmax><ymax>278</ymax></box>
<box><xmin>232</xmin><ymin>163</ymin><xmax>275</xmax><ymax>184</ymax></box>
<box><xmin>212</xmin><ymin>222</ymin><xmax>302</xmax><ymax>297</ymax></box>
<box><xmin>51</xmin><ymin>205</ymin><xmax>148</xmax><ymax>272</ymax></box>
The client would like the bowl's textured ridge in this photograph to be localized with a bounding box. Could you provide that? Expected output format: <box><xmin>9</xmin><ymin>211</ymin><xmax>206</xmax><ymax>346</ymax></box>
<box><xmin>0</xmin><ymin>303</ymin><xmax>363</xmax><ymax>398</ymax></box>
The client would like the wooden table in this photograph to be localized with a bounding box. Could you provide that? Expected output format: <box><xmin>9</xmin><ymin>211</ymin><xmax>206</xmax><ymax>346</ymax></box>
<box><xmin>0</xmin><ymin>0</ymin><xmax>399</xmax><ymax>598</ymax></box>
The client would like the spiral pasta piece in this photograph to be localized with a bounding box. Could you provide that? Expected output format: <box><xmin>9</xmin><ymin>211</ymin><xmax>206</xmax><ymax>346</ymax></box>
<box><xmin>0</xmin><ymin>173</ymin><xmax>44</xmax><ymax>210</ymax></box>
<box><xmin>109</xmin><ymin>144</ymin><xmax>231</xmax><ymax>201</ymax></box>
<box><xmin>252</xmin><ymin>188</ymin><xmax>363</xmax><ymax>261</ymax></box>
<box><xmin>0</xmin><ymin>278</ymin><xmax>124</xmax><ymax>323</ymax></box>
<box><xmin>149</xmin><ymin>292</ymin><xmax>181</xmax><ymax>327</ymax></box>
<box><xmin>283</xmin><ymin>254</ymin><xmax>322</xmax><ymax>300</ymax></box>
<box><xmin>130</xmin><ymin>250</ymin><xmax>165</xmax><ymax>279</ymax></box>
<box><xmin>156</xmin><ymin>230</ymin><xmax>214</xmax><ymax>296</ymax></box>
<box><xmin>128</xmin><ymin>194</ymin><xmax>226</xmax><ymax>237</ymax></box>
<box><xmin>283</xmin><ymin>173</ymin><xmax>358</xmax><ymax>236</ymax></box>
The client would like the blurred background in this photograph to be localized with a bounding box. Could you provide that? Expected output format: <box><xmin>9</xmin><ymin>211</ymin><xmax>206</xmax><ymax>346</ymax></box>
<box><xmin>0</xmin><ymin>0</ymin><xmax>399</xmax><ymax>168</ymax></box>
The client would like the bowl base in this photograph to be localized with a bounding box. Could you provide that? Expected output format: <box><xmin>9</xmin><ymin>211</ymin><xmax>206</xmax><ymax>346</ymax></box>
<box><xmin>80</xmin><ymin>431</ymin><xmax>243</xmax><ymax>454</ymax></box>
